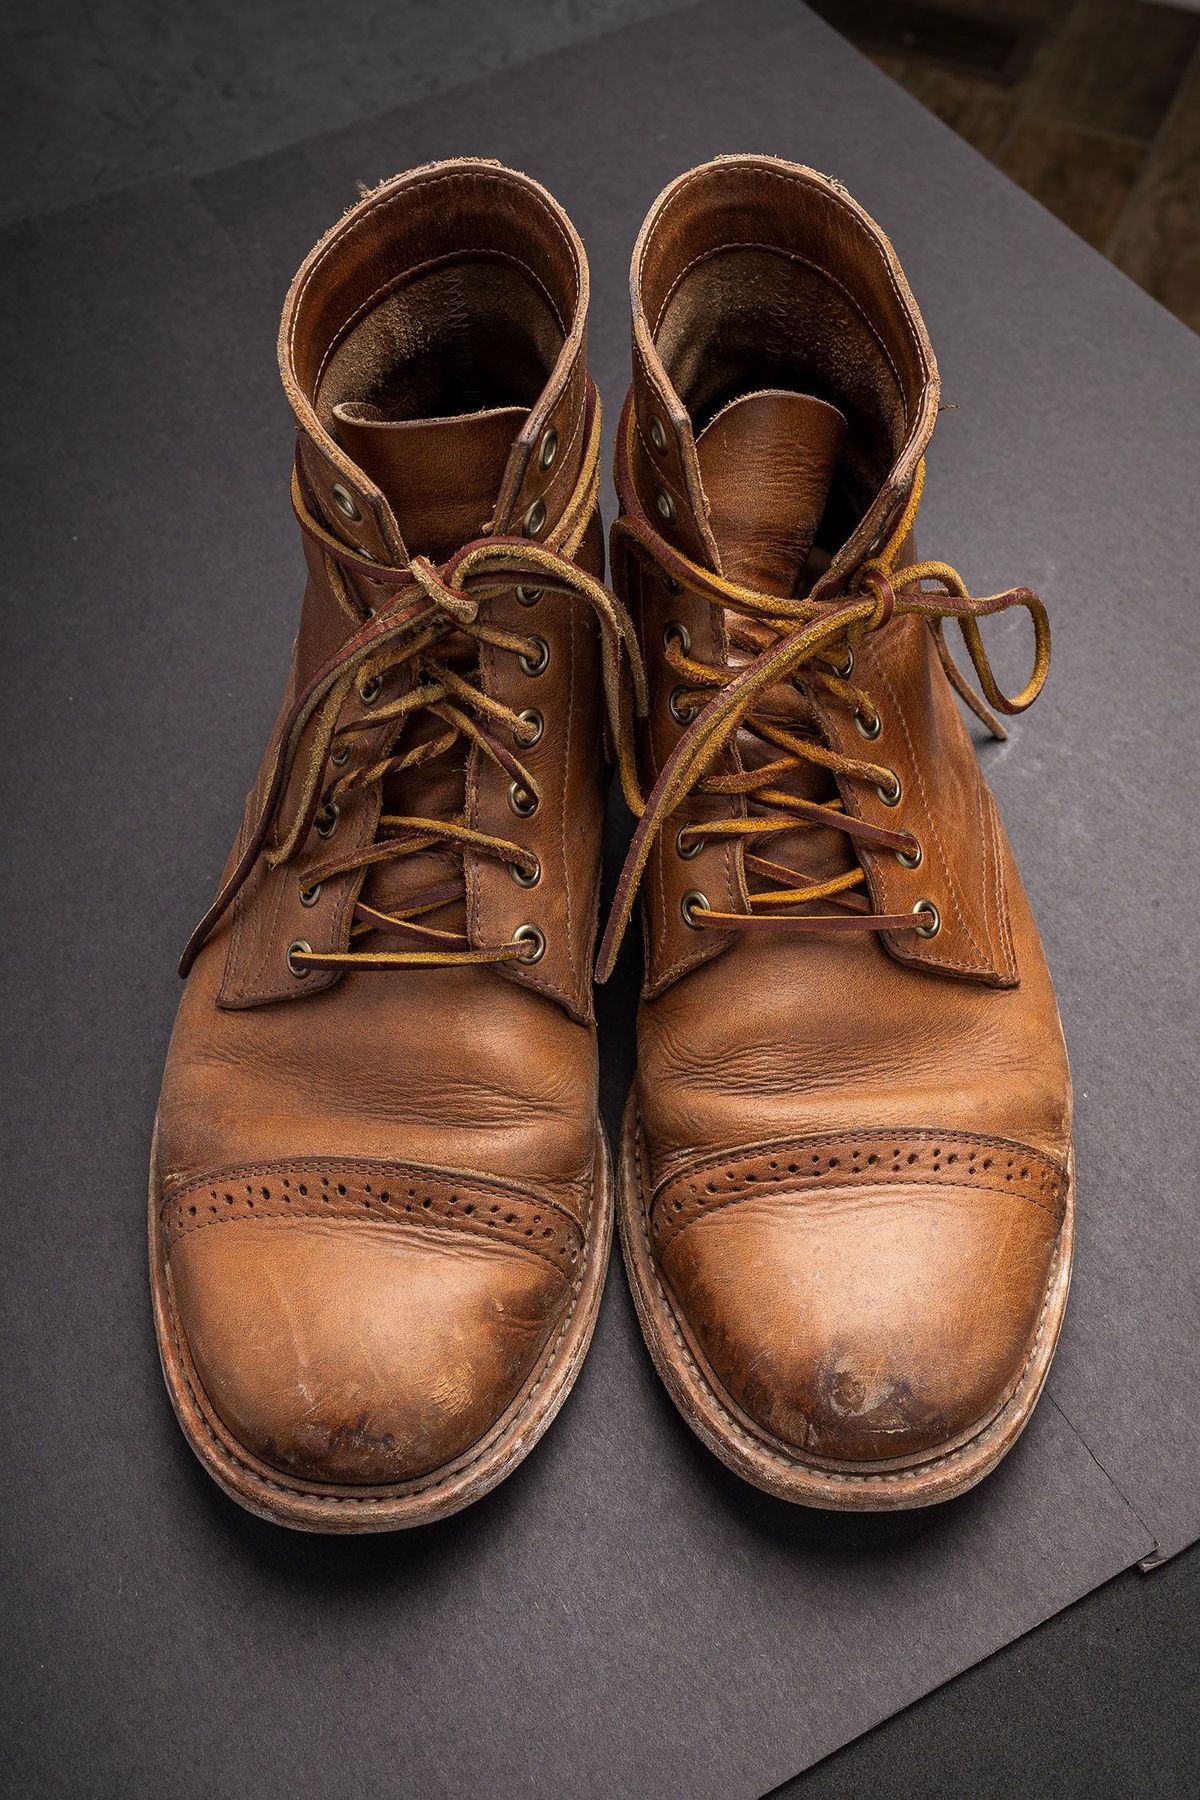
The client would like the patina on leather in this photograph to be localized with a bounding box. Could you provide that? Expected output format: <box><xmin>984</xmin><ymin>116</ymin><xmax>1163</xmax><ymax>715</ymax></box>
<box><xmin>607</xmin><ymin>157</ymin><xmax>1073</xmax><ymax>1509</ymax></box>
<box><xmin>150</xmin><ymin>161</ymin><xmax>635</xmax><ymax>1530</ymax></box>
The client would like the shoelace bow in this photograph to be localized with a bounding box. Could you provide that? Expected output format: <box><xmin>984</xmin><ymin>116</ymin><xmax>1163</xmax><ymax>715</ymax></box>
<box><xmin>594</xmin><ymin>400</ymin><xmax>1051</xmax><ymax>982</ymax></box>
<box><xmin>180</xmin><ymin>382</ymin><xmax>647</xmax><ymax>977</ymax></box>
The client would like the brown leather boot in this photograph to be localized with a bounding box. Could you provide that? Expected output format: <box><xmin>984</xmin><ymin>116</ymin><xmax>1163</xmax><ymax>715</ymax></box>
<box><xmin>599</xmin><ymin>156</ymin><xmax>1073</xmax><ymax>1510</ymax></box>
<box><xmin>150</xmin><ymin>161</ymin><xmax>643</xmax><ymax>1530</ymax></box>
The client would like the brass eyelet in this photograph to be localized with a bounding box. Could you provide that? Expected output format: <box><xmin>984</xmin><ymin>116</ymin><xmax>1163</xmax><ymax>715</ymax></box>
<box><xmin>655</xmin><ymin>487</ymin><xmax>675</xmax><ymax>524</ymax></box>
<box><xmin>519</xmin><ymin>636</ymin><xmax>550</xmax><ymax>676</ymax></box>
<box><xmin>330</xmin><ymin>483</ymin><xmax>360</xmax><ymax>521</ymax></box>
<box><xmin>286</xmin><ymin>938</ymin><xmax>312</xmax><ymax>977</ymax></box>
<box><xmin>680</xmin><ymin>889</ymin><xmax>711</xmax><ymax>929</ymax></box>
<box><xmin>513</xmin><ymin>923</ymin><xmax>546</xmax><ymax>963</ymax></box>
<box><xmin>329</xmin><ymin>742</ymin><xmax>351</xmax><ymax>767</ymax></box>
<box><xmin>516</xmin><ymin>707</ymin><xmax>543</xmax><ymax>747</ymax></box>
<box><xmin>523</xmin><ymin>497</ymin><xmax>547</xmax><ymax>538</ymax></box>
<box><xmin>358</xmin><ymin>673</ymin><xmax>382</xmax><ymax>705</ymax></box>
<box><xmin>649</xmin><ymin>414</ymin><xmax>668</xmax><ymax>455</ymax></box>
<box><xmin>663</xmin><ymin>620</ymin><xmax>691</xmax><ymax>656</ymax></box>
<box><xmin>538</xmin><ymin>427</ymin><xmax>558</xmax><ymax>471</ymax></box>
<box><xmin>676</xmin><ymin>823</ymin><xmax>702</xmax><ymax>860</ymax></box>
<box><xmin>896</xmin><ymin>835</ymin><xmax>923</xmax><ymax>869</ymax></box>
<box><xmin>508</xmin><ymin>781</ymin><xmax>539</xmax><ymax>818</ymax></box>
<box><xmin>661</xmin><ymin>573</ymin><xmax>683</xmax><ymax>595</ymax></box>
<box><xmin>833</xmin><ymin>646</ymin><xmax>855</xmax><ymax>679</ymax></box>
<box><xmin>913</xmin><ymin>898</ymin><xmax>941</xmax><ymax>937</ymax></box>
<box><xmin>315</xmin><ymin>800</ymin><xmax>340</xmax><ymax>839</ymax></box>
<box><xmin>670</xmin><ymin>686</ymin><xmax>697</xmax><ymax>725</ymax></box>
<box><xmin>515</xmin><ymin>585</ymin><xmax>542</xmax><ymax>607</ymax></box>
<box><xmin>876</xmin><ymin>770</ymin><xmax>902</xmax><ymax>807</ymax></box>
<box><xmin>298</xmin><ymin>881</ymin><xmax>323</xmax><ymax>907</ymax></box>
<box><xmin>510</xmin><ymin>855</ymin><xmax>541</xmax><ymax>889</ymax></box>
<box><xmin>854</xmin><ymin>703</ymin><xmax>882</xmax><ymax>739</ymax></box>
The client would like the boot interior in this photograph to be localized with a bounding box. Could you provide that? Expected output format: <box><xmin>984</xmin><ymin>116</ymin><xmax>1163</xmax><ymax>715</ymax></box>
<box><xmin>314</xmin><ymin>257</ymin><xmax>565</xmax><ymax>427</ymax></box>
<box><xmin>652</xmin><ymin>246</ymin><xmax>909</xmax><ymax>570</ymax></box>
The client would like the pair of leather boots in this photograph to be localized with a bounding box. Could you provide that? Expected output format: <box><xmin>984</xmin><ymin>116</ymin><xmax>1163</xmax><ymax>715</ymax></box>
<box><xmin>151</xmin><ymin>156</ymin><xmax>1073</xmax><ymax>1530</ymax></box>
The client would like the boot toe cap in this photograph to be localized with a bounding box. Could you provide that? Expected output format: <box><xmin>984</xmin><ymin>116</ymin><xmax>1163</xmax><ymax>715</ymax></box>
<box><xmin>656</xmin><ymin>1135</ymin><xmax>1068</xmax><ymax>1467</ymax></box>
<box><xmin>163</xmin><ymin>1162</ymin><xmax>579</xmax><ymax>1487</ymax></box>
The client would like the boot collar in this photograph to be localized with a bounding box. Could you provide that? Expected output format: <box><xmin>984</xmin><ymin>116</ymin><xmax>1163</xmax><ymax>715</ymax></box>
<box><xmin>278</xmin><ymin>157</ymin><xmax>590</xmax><ymax>569</ymax></box>
<box><xmin>626</xmin><ymin>155</ymin><xmax>939</xmax><ymax>598</ymax></box>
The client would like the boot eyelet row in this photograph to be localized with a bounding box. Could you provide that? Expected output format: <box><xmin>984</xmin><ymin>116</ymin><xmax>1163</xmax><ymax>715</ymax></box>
<box><xmin>663</xmin><ymin>620</ymin><xmax>690</xmax><ymax>655</ymax></box>
<box><xmin>298</xmin><ymin>881</ymin><xmax>323</xmax><ymax>907</ymax></box>
<box><xmin>875</xmin><ymin>770</ymin><xmax>902</xmax><ymax>807</ymax></box>
<box><xmin>516</xmin><ymin>585</ymin><xmax>542</xmax><ymax>607</ymax></box>
<box><xmin>670</xmin><ymin>686</ymin><xmax>697</xmax><ymax>725</ymax></box>
<box><xmin>315</xmin><ymin>800</ymin><xmax>340</xmax><ymax>839</ymax></box>
<box><xmin>854</xmin><ymin>703</ymin><xmax>882</xmax><ymax>739</ymax></box>
<box><xmin>676</xmin><ymin>822</ymin><xmax>702</xmax><ymax>860</ymax></box>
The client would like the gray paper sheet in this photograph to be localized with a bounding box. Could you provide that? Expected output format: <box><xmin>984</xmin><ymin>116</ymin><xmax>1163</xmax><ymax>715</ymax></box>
<box><xmin>2</xmin><ymin>5</ymin><xmax>1195</xmax><ymax>1797</ymax></box>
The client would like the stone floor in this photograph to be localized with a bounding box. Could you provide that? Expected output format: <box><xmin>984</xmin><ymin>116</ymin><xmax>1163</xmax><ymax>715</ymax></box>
<box><xmin>812</xmin><ymin>0</ymin><xmax>1200</xmax><ymax>330</ymax></box>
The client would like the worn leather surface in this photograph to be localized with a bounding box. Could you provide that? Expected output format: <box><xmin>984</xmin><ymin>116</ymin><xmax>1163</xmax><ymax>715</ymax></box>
<box><xmin>617</xmin><ymin>157</ymin><xmax>1073</xmax><ymax>1474</ymax></box>
<box><xmin>154</xmin><ymin>160</ymin><xmax>611</xmax><ymax>1493</ymax></box>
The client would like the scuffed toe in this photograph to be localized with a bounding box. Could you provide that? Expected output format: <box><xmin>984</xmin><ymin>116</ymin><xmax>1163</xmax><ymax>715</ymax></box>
<box><xmin>654</xmin><ymin>1134</ymin><xmax>1067</xmax><ymax>1467</ymax></box>
<box><xmin>162</xmin><ymin>1160</ymin><xmax>581</xmax><ymax>1487</ymax></box>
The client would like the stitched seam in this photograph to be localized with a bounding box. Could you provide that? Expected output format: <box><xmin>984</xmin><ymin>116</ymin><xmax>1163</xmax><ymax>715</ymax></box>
<box><xmin>655</xmin><ymin>1174</ymin><xmax>1061</xmax><ymax>1251</ymax></box>
<box><xmin>634</xmin><ymin>1109</ymin><xmax>1065</xmax><ymax>1486</ymax></box>
<box><xmin>653</xmin><ymin>1126</ymin><xmax>1066</xmax><ymax>1189</ymax></box>
<box><xmin>162</xmin><ymin>1157</ymin><xmax>584</xmax><ymax>1229</ymax></box>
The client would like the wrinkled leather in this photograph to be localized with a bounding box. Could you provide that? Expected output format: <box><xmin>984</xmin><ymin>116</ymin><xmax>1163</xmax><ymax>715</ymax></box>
<box><xmin>153</xmin><ymin>161</ymin><xmax>611</xmax><ymax>1500</ymax></box>
<box><xmin>616</xmin><ymin>157</ymin><xmax>1073</xmax><ymax>1479</ymax></box>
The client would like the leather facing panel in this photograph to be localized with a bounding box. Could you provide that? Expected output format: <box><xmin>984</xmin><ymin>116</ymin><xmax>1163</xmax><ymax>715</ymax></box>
<box><xmin>816</xmin><ymin>614</ymin><xmax>1018</xmax><ymax>985</ymax></box>
<box><xmin>465</xmin><ymin>510</ymin><xmax>608</xmax><ymax>1024</ymax></box>
<box><xmin>621</xmin><ymin>534</ymin><xmax>744</xmax><ymax>994</ymax></box>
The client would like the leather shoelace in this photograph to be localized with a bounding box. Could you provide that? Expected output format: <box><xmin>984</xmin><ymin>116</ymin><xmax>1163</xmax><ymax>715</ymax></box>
<box><xmin>181</xmin><ymin>382</ymin><xmax>646</xmax><ymax>977</ymax></box>
<box><xmin>594</xmin><ymin>398</ymin><xmax>1051</xmax><ymax>982</ymax></box>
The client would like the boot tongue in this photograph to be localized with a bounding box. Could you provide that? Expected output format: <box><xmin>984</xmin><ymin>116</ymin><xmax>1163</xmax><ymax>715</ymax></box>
<box><xmin>332</xmin><ymin>400</ymin><xmax>528</xmax><ymax>562</ymax></box>
<box><xmin>695</xmin><ymin>390</ymin><xmax>847</xmax><ymax>597</ymax></box>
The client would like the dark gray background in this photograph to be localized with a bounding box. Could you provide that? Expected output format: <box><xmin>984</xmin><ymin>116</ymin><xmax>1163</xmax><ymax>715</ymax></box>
<box><xmin>1</xmin><ymin>3</ymin><xmax>1197</xmax><ymax>1797</ymax></box>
